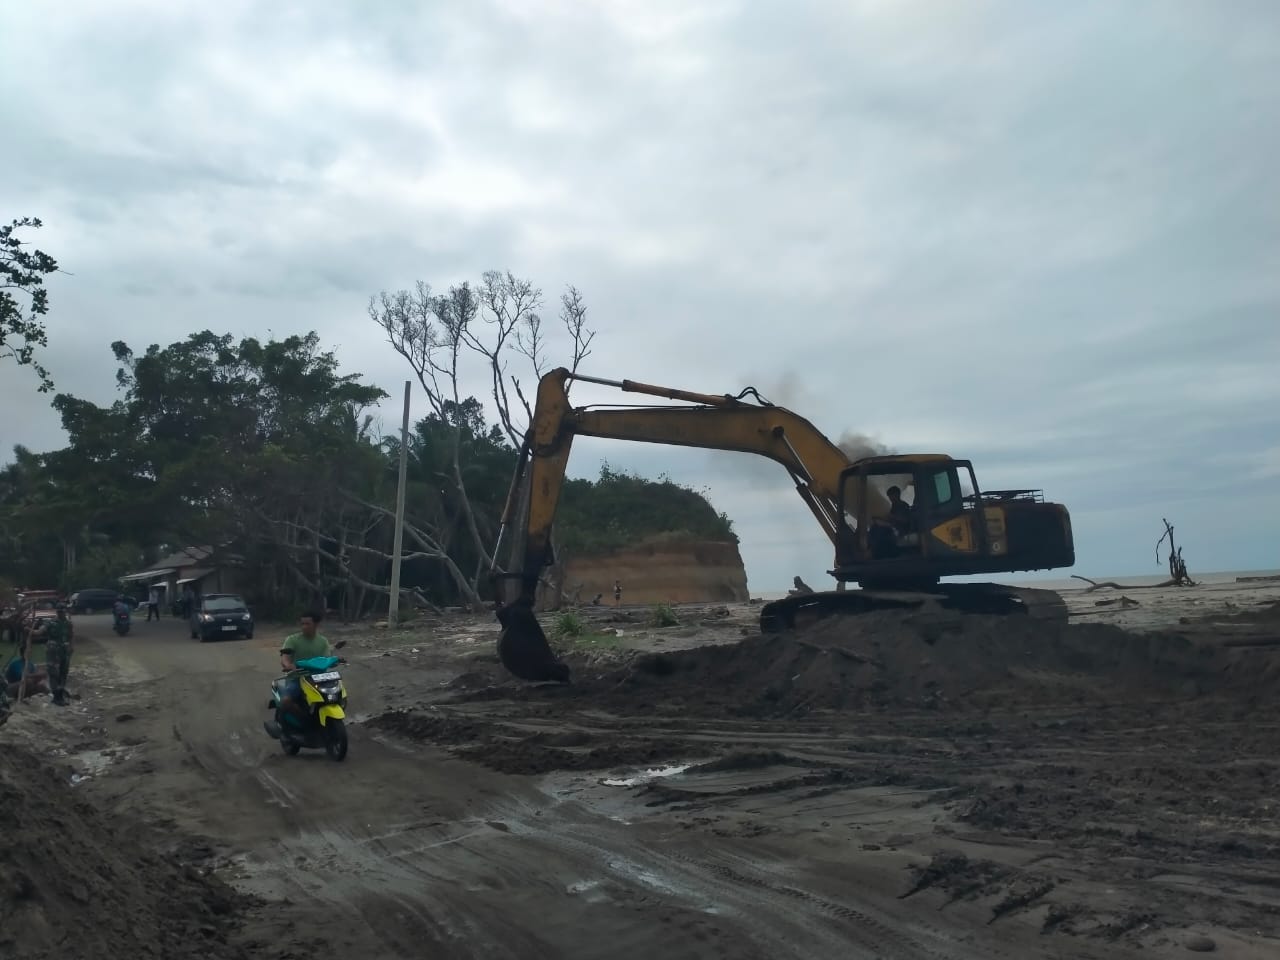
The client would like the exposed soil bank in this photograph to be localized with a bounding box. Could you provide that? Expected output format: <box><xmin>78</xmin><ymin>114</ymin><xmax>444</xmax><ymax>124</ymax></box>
<box><xmin>560</xmin><ymin>538</ymin><xmax>749</xmax><ymax>605</ymax></box>
<box><xmin>1</xmin><ymin>744</ymin><xmax>246</xmax><ymax>960</ymax></box>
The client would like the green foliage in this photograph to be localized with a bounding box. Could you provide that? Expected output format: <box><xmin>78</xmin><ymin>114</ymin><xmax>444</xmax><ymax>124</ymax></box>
<box><xmin>648</xmin><ymin>602</ymin><xmax>680</xmax><ymax>627</ymax></box>
<box><xmin>0</xmin><ymin>328</ymin><xmax>739</xmax><ymax>617</ymax></box>
<box><xmin>64</xmin><ymin>542</ymin><xmax>150</xmax><ymax>595</ymax></box>
<box><xmin>553</xmin><ymin>610</ymin><xmax>584</xmax><ymax>639</ymax></box>
<box><xmin>563</xmin><ymin>630</ymin><xmax>622</xmax><ymax>651</ymax></box>
<box><xmin>556</xmin><ymin>463</ymin><xmax>737</xmax><ymax>556</ymax></box>
<box><xmin>1</xmin><ymin>217</ymin><xmax>58</xmax><ymax>392</ymax></box>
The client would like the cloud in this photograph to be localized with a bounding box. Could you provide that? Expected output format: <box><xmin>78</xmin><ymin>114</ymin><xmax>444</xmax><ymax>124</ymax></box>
<box><xmin>2</xmin><ymin>0</ymin><xmax>1279</xmax><ymax>591</ymax></box>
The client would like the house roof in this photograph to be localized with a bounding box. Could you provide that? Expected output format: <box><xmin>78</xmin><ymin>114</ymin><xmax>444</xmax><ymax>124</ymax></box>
<box><xmin>121</xmin><ymin>567</ymin><xmax>176</xmax><ymax>583</ymax></box>
<box><xmin>152</xmin><ymin>546</ymin><xmax>214</xmax><ymax>569</ymax></box>
<box><xmin>120</xmin><ymin>545</ymin><xmax>243</xmax><ymax>585</ymax></box>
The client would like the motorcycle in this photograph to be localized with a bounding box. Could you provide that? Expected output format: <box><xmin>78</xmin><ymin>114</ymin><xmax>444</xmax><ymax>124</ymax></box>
<box><xmin>263</xmin><ymin>642</ymin><xmax>349</xmax><ymax>761</ymax></box>
<box><xmin>112</xmin><ymin>606</ymin><xmax>131</xmax><ymax>636</ymax></box>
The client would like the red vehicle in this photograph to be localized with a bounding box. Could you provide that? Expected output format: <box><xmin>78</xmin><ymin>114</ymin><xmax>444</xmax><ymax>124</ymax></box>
<box><xmin>9</xmin><ymin>590</ymin><xmax>64</xmax><ymax>645</ymax></box>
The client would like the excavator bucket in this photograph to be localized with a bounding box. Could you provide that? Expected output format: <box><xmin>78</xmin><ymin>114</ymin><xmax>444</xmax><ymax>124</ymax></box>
<box><xmin>496</xmin><ymin>602</ymin><xmax>572</xmax><ymax>683</ymax></box>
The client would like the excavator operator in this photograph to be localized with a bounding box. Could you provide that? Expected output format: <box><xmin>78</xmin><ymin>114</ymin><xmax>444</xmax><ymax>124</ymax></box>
<box><xmin>886</xmin><ymin>485</ymin><xmax>913</xmax><ymax>535</ymax></box>
<box><xmin>868</xmin><ymin>485</ymin><xmax>913</xmax><ymax>558</ymax></box>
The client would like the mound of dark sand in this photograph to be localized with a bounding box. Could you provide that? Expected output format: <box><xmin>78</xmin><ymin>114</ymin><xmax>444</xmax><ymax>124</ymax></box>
<box><xmin>601</xmin><ymin>611</ymin><xmax>1262</xmax><ymax>716</ymax></box>
<box><xmin>1</xmin><ymin>744</ymin><xmax>246</xmax><ymax>960</ymax></box>
<box><xmin>368</xmin><ymin>709</ymin><xmax>700</xmax><ymax>775</ymax></box>
<box><xmin>1235</xmin><ymin>598</ymin><xmax>1280</xmax><ymax>623</ymax></box>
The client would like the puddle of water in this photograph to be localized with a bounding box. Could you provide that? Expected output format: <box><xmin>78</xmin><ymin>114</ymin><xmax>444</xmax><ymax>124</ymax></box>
<box><xmin>566</xmin><ymin>879</ymin><xmax>611</xmax><ymax>904</ymax></box>
<box><xmin>600</xmin><ymin>763</ymin><xmax>692</xmax><ymax>787</ymax></box>
<box><xmin>70</xmin><ymin>746</ymin><xmax>132</xmax><ymax>778</ymax></box>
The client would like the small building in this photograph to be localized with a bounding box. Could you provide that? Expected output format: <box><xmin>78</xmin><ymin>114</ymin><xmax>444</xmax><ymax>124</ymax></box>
<box><xmin>119</xmin><ymin>546</ymin><xmax>243</xmax><ymax>613</ymax></box>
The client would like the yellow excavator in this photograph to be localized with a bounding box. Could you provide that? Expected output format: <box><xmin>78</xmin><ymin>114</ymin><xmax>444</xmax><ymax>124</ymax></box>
<box><xmin>490</xmin><ymin>368</ymin><xmax>1075</xmax><ymax>682</ymax></box>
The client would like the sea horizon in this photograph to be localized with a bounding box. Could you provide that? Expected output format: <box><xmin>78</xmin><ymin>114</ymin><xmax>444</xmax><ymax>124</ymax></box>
<box><xmin>749</xmin><ymin>567</ymin><xmax>1280</xmax><ymax>602</ymax></box>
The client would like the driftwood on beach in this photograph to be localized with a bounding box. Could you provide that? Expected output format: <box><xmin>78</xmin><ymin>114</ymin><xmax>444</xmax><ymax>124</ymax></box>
<box><xmin>1072</xmin><ymin>518</ymin><xmax>1199</xmax><ymax>594</ymax></box>
<box><xmin>1072</xmin><ymin>575</ymin><xmax>1181</xmax><ymax>593</ymax></box>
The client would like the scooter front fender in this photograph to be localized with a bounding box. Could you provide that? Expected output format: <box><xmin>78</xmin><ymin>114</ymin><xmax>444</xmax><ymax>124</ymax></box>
<box><xmin>317</xmin><ymin>704</ymin><xmax>346</xmax><ymax>726</ymax></box>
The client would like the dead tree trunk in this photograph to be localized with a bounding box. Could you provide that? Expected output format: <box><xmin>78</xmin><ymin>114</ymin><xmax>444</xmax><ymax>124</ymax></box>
<box><xmin>1156</xmin><ymin>517</ymin><xmax>1196</xmax><ymax>586</ymax></box>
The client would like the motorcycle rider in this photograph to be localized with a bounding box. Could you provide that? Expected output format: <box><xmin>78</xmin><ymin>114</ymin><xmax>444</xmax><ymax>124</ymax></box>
<box><xmin>268</xmin><ymin>609</ymin><xmax>332</xmax><ymax>734</ymax></box>
<box><xmin>112</xmin><ymin>595</ymin><xmax>130</xmax><ymax>624</ymax></box>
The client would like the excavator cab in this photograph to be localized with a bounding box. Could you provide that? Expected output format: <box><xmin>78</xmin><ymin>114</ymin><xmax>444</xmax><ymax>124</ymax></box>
<box><xmin>834</xmin><ymin>456</ymin><xmax>1073</xmax><ymax>588</ymax></box>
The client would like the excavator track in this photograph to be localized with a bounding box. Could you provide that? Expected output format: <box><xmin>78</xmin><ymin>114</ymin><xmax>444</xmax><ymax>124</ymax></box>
<box><xmin>759</xmin><ymin>582</ymin><xmax>1069</xmax><ymax>635</ymax></box>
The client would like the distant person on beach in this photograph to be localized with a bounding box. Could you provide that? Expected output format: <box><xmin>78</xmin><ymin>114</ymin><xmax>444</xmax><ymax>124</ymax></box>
<box><xmin>613</xmin><ymin>580</ymin><xmax>622</xmax><ymax>606</ymax></box>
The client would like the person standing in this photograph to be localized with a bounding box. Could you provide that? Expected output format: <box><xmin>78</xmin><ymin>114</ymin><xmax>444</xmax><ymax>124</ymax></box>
<box><xmin>181</xmin><ymin>585</ymin><xmax>194</xmax><ymax>620</ymax></box>
<box><xmin>44</xmin><ymin>602</ymin><xmax>74</xmax><ymax>706</ymax></box>
<box><xmin>147</xmin><ymin>586</ymin><xmax>161</xmax><ymax>621</ymax></box>
<box><xmin>613</xmin><ymin>579</ymin><xmax>622</xmax><ymax>607</ymax></box>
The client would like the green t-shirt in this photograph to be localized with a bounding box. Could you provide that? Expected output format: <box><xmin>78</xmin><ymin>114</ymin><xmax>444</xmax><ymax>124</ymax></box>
<box><xmin>282</xmin><ymin>631</ymin><xmax>330</xmax><ymax>662</ymax></box>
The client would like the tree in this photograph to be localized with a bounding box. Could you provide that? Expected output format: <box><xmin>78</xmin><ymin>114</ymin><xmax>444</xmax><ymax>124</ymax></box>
<box><xmin>369</xmin><ymin>271</ymin><xmax>596</xmax><ymax>601</ymax></box>
<box><xmin>1</xmin><ymin>323</ymin><xmax>743</xmax><ymax>618</ymax></box>
<box><xmin>1</xmin><ymin>218</ymin><xmax>59</xmax><ymax>392</ymax></box>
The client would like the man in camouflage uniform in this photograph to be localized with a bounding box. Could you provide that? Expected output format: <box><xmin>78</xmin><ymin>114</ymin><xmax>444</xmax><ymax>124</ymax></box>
<box><xmin>44</xmin><ymin>602</ymin><xmax>73</xmax><ymax>706</ymax></box>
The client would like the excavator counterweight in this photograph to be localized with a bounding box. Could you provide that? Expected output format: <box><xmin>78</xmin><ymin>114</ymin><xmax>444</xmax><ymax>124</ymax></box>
<box><xmin>490</xmin><ymin>368</ymin><xmax>1075</xmax><ymax>683</ymax></box>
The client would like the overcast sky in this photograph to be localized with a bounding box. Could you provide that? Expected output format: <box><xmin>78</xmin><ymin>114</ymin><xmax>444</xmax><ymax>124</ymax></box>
<box><xmin>3</xmin><ymin>0</ymin><xmax>1278</xmax><ymax>592</ymax></box>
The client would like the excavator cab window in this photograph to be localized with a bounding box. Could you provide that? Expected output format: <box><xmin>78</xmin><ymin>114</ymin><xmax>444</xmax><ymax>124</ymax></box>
<box><xmin>930</xmin><ymin>469</ymin><xmax>957</xmax><ymax>510</ymax></box>
<box><xmin>840</xmin><ymin>466</ymin><xmax>924</xmax><ymax>560</ymax></box>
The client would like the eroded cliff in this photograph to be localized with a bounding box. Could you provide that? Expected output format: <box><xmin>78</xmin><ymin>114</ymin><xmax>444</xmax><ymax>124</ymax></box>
<box><xmin>558</xmin><ymin>538</ymin><xmax>749</xmax><ymax>606</ymax></box>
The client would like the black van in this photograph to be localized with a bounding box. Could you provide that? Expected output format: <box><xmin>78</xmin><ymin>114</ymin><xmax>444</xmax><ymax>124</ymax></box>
<box><xmin>68</xmin><ymin>588</ymin><xmax>136</xmax><ymax>614</ymax></box>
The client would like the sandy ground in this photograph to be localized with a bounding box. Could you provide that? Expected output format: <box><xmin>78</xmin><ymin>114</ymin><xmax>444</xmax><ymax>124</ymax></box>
<box><xmin>3</xmin><ymin>575</ymin><xmax>1279</xmax><ymax>959</ymax></box>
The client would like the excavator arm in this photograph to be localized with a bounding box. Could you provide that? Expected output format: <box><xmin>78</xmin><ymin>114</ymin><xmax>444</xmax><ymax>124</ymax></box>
<box><xmin>491</xmin><ymin>367</ymin><xmax>872</xmax><ymax>682</ymax></box>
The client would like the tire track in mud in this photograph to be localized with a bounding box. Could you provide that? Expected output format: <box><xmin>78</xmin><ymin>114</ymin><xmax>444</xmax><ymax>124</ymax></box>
<box><xmin>210</xmin><ymin>722</ymin><xmax>576</xmax><ymax>957</ymax></box>
<box><xmin>163</xmin><ymin>701</ymin><xmax>477</xmax><ymax>956</ymax></box>
<box><xmin>670</xmin><ymin>847</ymin><xmax>1039</xmax><ymax>960</ymax></box>
<box><xmin>489</xmin><ymin>791</ymin><xmax>990</xmax><ymax>960</ymax></box>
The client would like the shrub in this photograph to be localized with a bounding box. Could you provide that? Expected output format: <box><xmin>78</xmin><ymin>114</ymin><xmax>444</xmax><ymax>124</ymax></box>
<box><xmin>554</xmin><ymin>611</ymin><xmax>585</xmax><ymax>638</ymax></box>
<box><xmin>649</xmin><ymin>602</ymin><xmax>679</xmax><ymax>627</ymax></box>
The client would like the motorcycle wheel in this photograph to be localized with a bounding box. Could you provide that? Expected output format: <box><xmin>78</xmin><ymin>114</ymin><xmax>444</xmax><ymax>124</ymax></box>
<box><xmin>324</xmin><ymin>718</ymin><xmax>348</xmax><ymax>762</ymax></box>
<box><xmin>281</xmin><ymin>737</ymin><xmax>301</xmax><ymax>756</ymax></box>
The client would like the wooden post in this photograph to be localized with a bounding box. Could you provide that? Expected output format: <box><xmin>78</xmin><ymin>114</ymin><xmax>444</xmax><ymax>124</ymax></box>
<box><xmin>388</xmin><ymin>380</ymin><xmax>411</xmax><ymax>626</ymax></box>
<box><xmin>15</xmin><ymin>617</ymin><xmax>34</xmax><ymax>705</ymax></box>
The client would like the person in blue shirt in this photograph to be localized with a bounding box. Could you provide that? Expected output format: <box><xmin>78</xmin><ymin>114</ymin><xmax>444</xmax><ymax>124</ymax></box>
<box><xmin>4</xmin><ymin>651</ymin><xmax>49</xmax><ymax>699</ymax></box>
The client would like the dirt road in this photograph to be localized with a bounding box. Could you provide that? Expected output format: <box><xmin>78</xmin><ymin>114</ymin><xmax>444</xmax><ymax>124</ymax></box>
<box><xmin>7</xmin><ymin>585</ymin><xmax>1280</xmax><ymax>960</ymax></box>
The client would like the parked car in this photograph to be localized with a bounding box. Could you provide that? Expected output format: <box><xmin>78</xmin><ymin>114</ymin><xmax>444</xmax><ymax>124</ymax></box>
<box><xmin>190</xmin><ymin>594</ymin><xmax>255</xmax><ymax>642</ymax></box>
<box><xmin>68</xmin><ymin>588</ymin><xmax>136</xmax><ymax>614</ymax></box>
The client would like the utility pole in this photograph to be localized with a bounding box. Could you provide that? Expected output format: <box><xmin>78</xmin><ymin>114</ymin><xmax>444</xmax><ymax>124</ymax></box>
<box><xmin>388</xmin><ymin>380</ymin><xmax>411</xmax><ymax>626</ymax></box>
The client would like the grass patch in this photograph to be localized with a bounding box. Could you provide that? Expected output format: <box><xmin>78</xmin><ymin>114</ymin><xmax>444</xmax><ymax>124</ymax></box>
<box><xmin>648</xmin><ymin>602</ymin><xmax>680</xmax><ymax>627</ymax></box>
<box><xmin>551</xmin><ymin>612</ymin><xmax>622</xmax><ymax>650</ymax></box>
<box><xmin>564</xmin><ymin>630</ymin><xmax>623</xmax><ymax>651</ymax></box>
<box><xmin>553</xmin><ymin>611</ymin><xmax>585</xmax><ymax>639</ymax></box>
